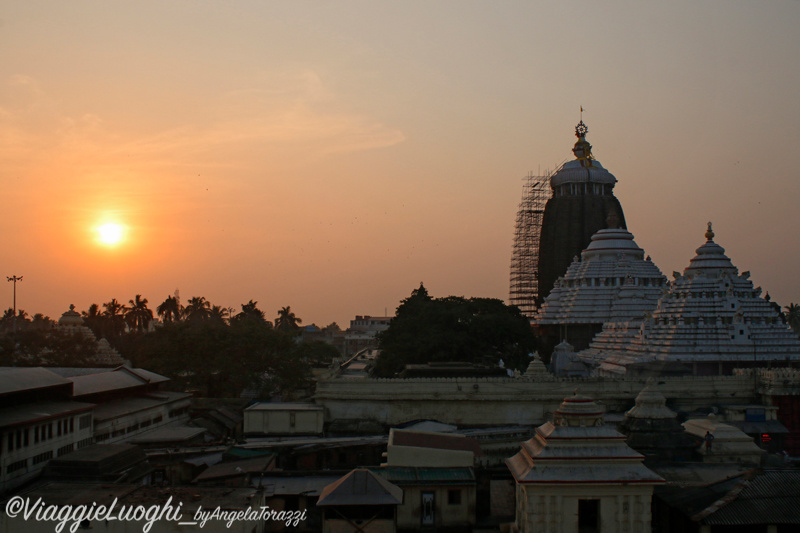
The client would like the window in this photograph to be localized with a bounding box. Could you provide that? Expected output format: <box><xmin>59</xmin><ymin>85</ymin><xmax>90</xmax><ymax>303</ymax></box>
<box><xmin>33</xmin><ymin>451</ymin><xmax>53</xmax><ymax>465</ymax></box>
<box><xmin>7</xmin><ymin>459</ymin><xmax>27</xmax><ymax>474</ymax></box>
<box><xmin>448</xmin><ymin>489</ymin><xmax>461</xmax><ymax>505</ymax></box>
<box><xmin>79</xmin><ymin>415</ymin><xmax>92</xmax><ymax>430</ymax></box>
<box><xmin>57</xmin><ymin>444</ymin><xmax>74</xmax><ymax>456</ymax></box>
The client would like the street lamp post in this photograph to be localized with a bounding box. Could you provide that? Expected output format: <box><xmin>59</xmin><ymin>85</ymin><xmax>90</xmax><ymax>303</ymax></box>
<box><xmin>6</xmin><ymin>275</ymin><xmax>23</xmax><ymax>333</ymax></box>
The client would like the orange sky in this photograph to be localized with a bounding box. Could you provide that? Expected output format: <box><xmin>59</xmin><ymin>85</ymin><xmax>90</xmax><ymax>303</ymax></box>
<box><xmin>2</xmin><ymin>1</ymin><xmax>800</xmax><ymax>326</ymax></box>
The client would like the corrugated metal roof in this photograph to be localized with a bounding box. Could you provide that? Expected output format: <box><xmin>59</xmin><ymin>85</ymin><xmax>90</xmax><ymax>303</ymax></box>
<box><xmin>245</xmin><ymin>402</ymin><xmax>323</xmax><ymax>411</ymax></box>
<box><xmin>0</xmin><ymin>367</ymin><xmax>71</xmax><ymax>396</ymax></box>
<box><xmin>698</xmin><ymin>470</ymin><xmax>800</xmax><ymax>526</ymax></box>
<box><xmin>128</xmin><ymin>426</ymin><xmax>206</xmax><ymax>444</ymax></box>
<box><xmin>92</xmin><ymin>391</ymin><xmax>191</xmax><ymax>422</ymax></box>
<box><xmin>390</xmin><ymin>429</ymin><xmax>483</xmax><ymax>455</ymax></box>
<box><xmin>375</xmin><ymin>466</ymin><xmax>475</xmax><ymax>484</ymax></box>
<box><xmin>0</xmin><ymin>400</ymin><xmax>95</xmax><ymax>428</ymax></box>
<box><xmin>69</xmin><ymin>367</ymin><xmax>169</xmax><ymax>397</ymax></box>
<box><xmin>193</xmin><ymin>455</ymin><xmax>275</xmax><ymax>482</ymax></box>
<box><xmin>256</xmin><ymin>475</ymin><xmax>340</xmax><ymax>496</ymax></box>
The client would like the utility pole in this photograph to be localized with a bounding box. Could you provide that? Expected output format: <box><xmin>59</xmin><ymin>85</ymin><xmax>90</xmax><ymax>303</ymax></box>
<box><xmin>6</xmin><ymin>275</ymin><xmax>23</xmax><ymax>333</ymax></box>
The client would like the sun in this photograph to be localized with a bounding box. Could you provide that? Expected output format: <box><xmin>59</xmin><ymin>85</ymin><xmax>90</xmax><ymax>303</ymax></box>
<box><xmin>96</xmin><ymin>222</ymin><xmax>126</xmax><ymax>247</ymax></box>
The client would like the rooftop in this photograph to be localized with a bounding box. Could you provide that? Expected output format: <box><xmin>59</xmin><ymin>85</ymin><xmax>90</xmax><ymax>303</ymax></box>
<box><xmin>245</xmin><ymin>402</ymin><xmax>323</xmax><ymax>412</ymax></box>
<box><xmin>0</xmin><ymin>400</ymin><xmax>94</xmax><ymax>428</ymax></box>
<box><xmin>390</xmin><ymin>429</ymin><xmax>483</xmax><ymax>455</ymax></box>
<box><xmin>317</xmin><ymin>469</ymin><xmax>403</xmax><ymax>506</ymax></box>
<box><xmin>70</xmin><ymin>367</ymin><xmax>169</xmax><ymax>397</ymax></box>
<box><xmin>0</xmin><ymin>367</ymin><xmax>71</xmax><ymax>397</ymax></box>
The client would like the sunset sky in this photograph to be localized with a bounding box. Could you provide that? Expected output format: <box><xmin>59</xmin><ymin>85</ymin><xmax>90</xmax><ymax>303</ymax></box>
<box><xmin>2</xmin><ymin>1</ymin><xmax>799</xmax><ymax>326</ymax></box>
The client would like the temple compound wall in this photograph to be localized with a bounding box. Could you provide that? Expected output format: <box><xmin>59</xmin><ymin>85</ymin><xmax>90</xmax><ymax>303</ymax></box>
<box><xmin>314</xmin><ymin>370</ymin><xmax>800</xmax><ymax>427</ymax></box>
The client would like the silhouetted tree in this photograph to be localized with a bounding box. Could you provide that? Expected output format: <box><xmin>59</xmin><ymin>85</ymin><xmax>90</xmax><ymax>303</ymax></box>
<box><xmin>157</xmin><ymin>296</ymin><xmax>181</xmax><ymax>324</ymax></box>
<box><xmin>786</xmin><ymin>303</ymin><xmax>800</xmax><ymax>336</ymax></box>
<box><xmin>275</xmin><ymin>306</ymin><xmax>302</xmax><ymax>333</ymax></box>
<box><xmin>103</xmin><ymin>299</ymin><xmax>127</xmax><ymax>336</ymax></box>
<box><xmin>184</xmin><ymin>296</ymin><xmax>212</xmax><ymax>322</ymax></box>
<box><xmin>233</xmin><ymin>300</ymin><xmax>270</xmax><ymax>326</ymax></box>
<box><xmin>125</xmin><ymin>294</ymin><xmax>153</xmax><ymax>333</ymax></box>
<box><xmin>373</xmin><ymin>284</ymin><xmax>536</xmax><ymax>377</ymax></box>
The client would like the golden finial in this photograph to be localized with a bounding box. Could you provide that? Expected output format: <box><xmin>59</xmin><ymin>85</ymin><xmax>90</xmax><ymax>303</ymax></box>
<box><xmin>705</xmin><ymin>221</ymin><xmax>714</xmax><ymax>241</ymax></box>
<box><xmin>572</xmin><ymin>120</ymin><xmax>593</xmax><ymax>161</ymax></box>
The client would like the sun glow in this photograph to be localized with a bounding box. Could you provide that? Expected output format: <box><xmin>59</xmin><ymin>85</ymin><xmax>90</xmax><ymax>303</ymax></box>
<box><xmin>96</xmin><ymin>222</ymin><xmax>126</xmax><ymax>247</ymax></box>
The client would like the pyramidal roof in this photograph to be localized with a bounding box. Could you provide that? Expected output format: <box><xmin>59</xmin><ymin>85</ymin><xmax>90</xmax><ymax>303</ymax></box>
<box><xmin>317</xmin><ymin>469</ymin><xmax>403</xmax><ymax>506</ymax></box>
<box><xmin>534</xmin><ymin>223</ymin><xmax>667</xmax><ymax>325</ymax></box>
<box><xmin>577</xmin><ymin>224</ymin><xmax>800</xmax><ymax>375</ymax></box>
<box><xmin>505</xmin><ymin>393</ymin><xmax>663</xmax><ymax>484</ymax></box>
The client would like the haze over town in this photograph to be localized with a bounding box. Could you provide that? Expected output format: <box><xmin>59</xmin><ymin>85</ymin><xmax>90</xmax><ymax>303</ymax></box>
<box><xmin>2</xmin><ymin>1</ymin><xmax>799</xmax><ymax>325</ymax></box>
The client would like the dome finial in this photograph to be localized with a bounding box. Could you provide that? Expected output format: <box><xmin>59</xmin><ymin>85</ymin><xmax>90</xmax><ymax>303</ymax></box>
<box><xmin>705</xmin><ymin>221</ymin><xmax>714</xmax><ymax>241</ymax></box>
<box><xmin>572</xmin><ymin>117</ymin><xmax>593</xmax><ymax>161</ymax></box>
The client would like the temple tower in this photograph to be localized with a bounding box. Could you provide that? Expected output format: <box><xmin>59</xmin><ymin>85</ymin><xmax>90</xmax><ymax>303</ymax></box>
<box><xmin>537</xmin><ymin>121</ymin><xmax>627</xmax><ymax>306</ymax></box>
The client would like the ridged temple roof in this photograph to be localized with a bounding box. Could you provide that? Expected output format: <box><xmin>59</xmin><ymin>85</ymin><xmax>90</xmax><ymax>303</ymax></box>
<box><xmin>578</xmin><ymin>225</ymin><xmax>800</xmax><ymax>375</ymax></box>
<box><xmin>534</xmin><ymin>227</ymin><xmax>667</xmax><ymax>325</ymax></box>
<box><xmin>505</xmin><ymin>393</ymin><xmax>663</xmax><ymax>484</ymax></box>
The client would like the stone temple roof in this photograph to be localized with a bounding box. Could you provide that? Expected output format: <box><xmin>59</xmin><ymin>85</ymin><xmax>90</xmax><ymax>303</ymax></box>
<box><xmin>505</xmin><ymin>393</ymin><xmax>663</xmax><ymax>485</ymax></box>
<box><xmin>625</xmin><ymin>379</ymin><xmax>676</xmax><ymax>420</ymax></box>
<box><xmin>577</xmin><ymin>224</ymin><xmax>800</xmax><ymax>375</ymax></box>
<box><xmin>534</xmin><ymin>226</ymin><xmax>667</xmax><ymax>325</ymax></box>
<box><xmin>550</xmin><ymin>158</ymin><xmax>618</xmax><ymax>187</ymax></box>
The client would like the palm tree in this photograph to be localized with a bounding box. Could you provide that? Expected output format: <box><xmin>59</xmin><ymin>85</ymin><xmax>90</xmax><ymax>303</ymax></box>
<box><xmin>275</xmin><ymin>306</ymin><xmax>302</xmax><ymax>333</ymax></box>
<box><xmin>82</xmin><ymin>303</ymin><xmax>103</xmax><ymax>336</ymax></box>
<box><xmin>157</xmin><ymin>296</ymin><xmax>182</xmax><ymax>324</ymax></box>
<box><xmin>233</xmin><ymin>300</ymin><xmax>269</xmax><ymax>326</ymax></box>
<box><xmin>125</xmin><ymin>294</ymin><xmax>153</xmax><ymax>333</ymax></box>
<box><xmin>103</xmin><ymin>298</ymin><xmax>127</xmax><ymax>336</ymax></box>
<box><xmin>184</xmin><ymin>296</ymin><xmax>212</xmax><ymax>322</ymax></box>
<box><xmin>785</xmin><ymin>303</ymin><xmax>800</xmax><ymax>335</ymax></box>
<box><xmin>210</xmin><ymin>305</ymin><xmax>229</xmax><ymax>323</ymax></box>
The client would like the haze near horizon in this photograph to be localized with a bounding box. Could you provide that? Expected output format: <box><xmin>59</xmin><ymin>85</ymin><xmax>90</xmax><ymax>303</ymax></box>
<box><xmin>2</xmin><ymin>1</ymin><xmax>799</xmax><ymax>325</ymax></box>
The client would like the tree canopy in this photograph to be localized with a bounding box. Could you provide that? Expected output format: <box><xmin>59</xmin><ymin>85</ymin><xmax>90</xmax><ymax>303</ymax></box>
<box><xmin>372</xmin><ymin>283</ymin><xmax>536</xmax><ymax>377</ymax></box>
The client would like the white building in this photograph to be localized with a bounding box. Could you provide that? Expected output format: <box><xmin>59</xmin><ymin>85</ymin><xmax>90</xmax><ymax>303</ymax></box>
<box><xmin>533</xmin><ymin>223</ymin><xmax>667</xmax><ymax>353</ymax></box>
<box><xmin>0</xmin><ymin>367</ymin><xmax>95</xmax><ymax>494</ymax></box>
<box><xmin>244</xmin><ymin>403</ymin><xmax>324</xmax><ymax>436</ymax></box>
<box><xmin>506</xmin><ymin>393</ymin><xmax>663</xmax><ymax>533</ymax></box>
<box><xmin>578</xmin><ymin>224</ymin><xmax>800</xmax><ymax>376</ymax></box>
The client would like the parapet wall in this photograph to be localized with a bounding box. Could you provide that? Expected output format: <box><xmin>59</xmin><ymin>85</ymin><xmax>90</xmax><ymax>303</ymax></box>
<box><xmin>313</xmin><ymin>373</ymin><xmax>783</xmax><ymax>426</ymax></box>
